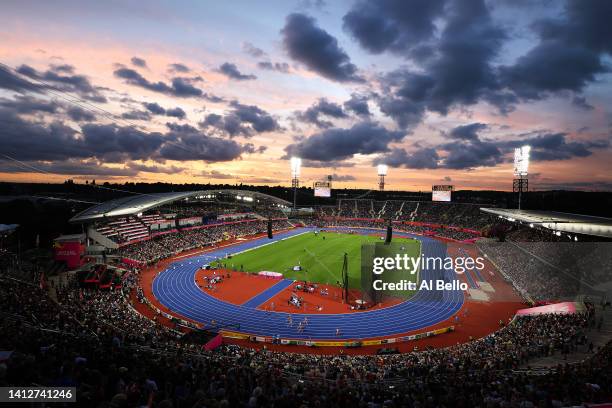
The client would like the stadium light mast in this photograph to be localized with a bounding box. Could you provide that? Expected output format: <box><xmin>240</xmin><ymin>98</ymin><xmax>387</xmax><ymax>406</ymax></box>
<box><xmin>377</xmin><ymin>164</ymin><xmax>388</xmax><ymax>191</ymax></box>
<box><xmin>513</xmin><ymin>145</ymin><xmax>530</xmax><ymax>210</ymax></box>
<box><xmin>290</xmin><ymin>157</ymin><xmax>301</xmax><ymax>210</ymax></box>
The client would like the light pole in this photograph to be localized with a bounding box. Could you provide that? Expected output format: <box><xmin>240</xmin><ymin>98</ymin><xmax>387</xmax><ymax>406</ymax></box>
<box><xmin>290</xmin><ymin>157</ymin><xmax>301</xmax><ymax>210</ymax></box>
<box><xmin>377</xmin><ymin>164</ymin><xmax>388</xmax><ymax>191</ymax></box>
<box><xmin>513</xmin><ymin>145</ymin><xmax>530</xmax><ymax>210</ymax></box>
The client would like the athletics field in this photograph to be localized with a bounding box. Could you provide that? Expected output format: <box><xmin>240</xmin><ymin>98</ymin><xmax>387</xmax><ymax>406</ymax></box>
<box><xmin>213</xmin><ymin>231</ymin><xmax>421</xmax><ymax>292</ymax></box>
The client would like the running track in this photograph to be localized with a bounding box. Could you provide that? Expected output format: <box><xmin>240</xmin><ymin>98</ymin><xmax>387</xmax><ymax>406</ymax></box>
<box><xmin>152</xmin><ymin>228</ymin><xmax>464</xmax><ymax>340</ymax></box>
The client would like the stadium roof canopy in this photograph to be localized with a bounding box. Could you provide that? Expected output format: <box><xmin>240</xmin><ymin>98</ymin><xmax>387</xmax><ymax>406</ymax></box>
<box><xmin>481</xmin><ymin>208</ymin><xmax>612</xmax><ymax>239</ymax></box>
<box><xmin>70</xmin><ymin>190</ymin><xmax>291</xmax><ymax>223</ymax></box>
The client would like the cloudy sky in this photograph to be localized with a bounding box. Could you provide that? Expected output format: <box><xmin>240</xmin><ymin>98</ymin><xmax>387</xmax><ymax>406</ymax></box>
<box><xmin>0</xmin><ymin>0</ymin><xmax>611</xmax><ymax>191</ymax></box>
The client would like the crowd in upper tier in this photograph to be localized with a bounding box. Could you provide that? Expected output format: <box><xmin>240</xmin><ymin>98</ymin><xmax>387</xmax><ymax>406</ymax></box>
<box><xmin>319</xmin><ymin>199</ymin><xmax>496</xmax><ymax>229</ymax></box>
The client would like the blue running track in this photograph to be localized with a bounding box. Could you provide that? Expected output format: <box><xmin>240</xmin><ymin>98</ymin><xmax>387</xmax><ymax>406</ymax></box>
<box><xmin>241</xmin><ymin>279</ymin><xmax>294</xmax><ymax>308</ymax></box>
<box><xmin>152</xmin><ymin>228</ymin><xmax>464</xmax><ymax>340</ymax></box>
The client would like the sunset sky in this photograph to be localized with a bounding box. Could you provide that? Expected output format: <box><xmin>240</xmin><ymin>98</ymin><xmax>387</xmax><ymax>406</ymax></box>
<box><xmin>0</xmin><ymin>0</ymin><xmax>611</xmax><ymax>191</ymax></box>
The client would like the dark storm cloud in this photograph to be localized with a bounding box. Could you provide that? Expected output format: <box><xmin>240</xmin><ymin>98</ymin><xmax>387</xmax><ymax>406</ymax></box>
<box><xmin>0</xmin><ymin>107</ymin><xmax>253</xmax><ymax>165</ymax></box>
<box><xmin>217</xmin><ymin>63</ymin><xmax>257</xmax><ymax>81</ymax></box>
<box><xmin>421</xmin><ymin>0</ymin><xmax>506</xmax><ymax>114</ymax></box>
<box><xmin>79</xmin><ymin>124</ymin><xmax>166</xmax><ymax>162</ymax></box>
<box><xmin>165</xmin><ymin>122</ymin><xmax>199</xmax><ymax>133</ymax></box>
<box><xmin>170</xmin><ymin>77</ymin><xmax>207</xmax><ymax>97</ymax></box>
<box><xmin>229</xmin><ymin>101</ymin><xmax>280</xmax><ymax>132</ymax></box>
<box><xmin>369</xmin><ymin>0</ymin><xmax>507</xmax><ymax>126</ymax></box>
<box><xmin>121</xmin><ymin>110</ymin><xmax>152</xmax><ymax>121</ymax></box>
<box><xmin>165</xmin><ymin>107</ymin><xmax>186</xmax><ymax>119</ymax></box>
<box><xmin>114</xmin><ymin>67</ymin><xmax>220</xmax><ymax>100</ymax></box>
<box><xmin>0</xmin><ymin>95</ymin><xmax>59</xmax><ymax>114</ymax></box>
<box><xmin>143</xmin><ymin>102</ymin><xmax>166</xmax><ymax>115</ymax></box>
<box><xmin>0</xmin><ymin>107</ymin><xmax>98</xmax><ymax>162</ymax></box>
<box><xmin>16</xmin><ymin>64</ymin><xmax>107</xmax><ymax>102</ymax></box>
<box><xmin>66</xmin><ymin>106</ymin><xmax>96</xmax><ymax>122</ymax></box>
<box><xmin>343</xmin><ymin>94</ymin><xmax>370</xmax><ymax>117</ymax></box>
<box><xmin>168</xmin><ymin>63</ymin><xmax>190</xmax><ymax>73</ymax></box>
<box><xmin>281</xmin><ymin>13</ymin><xmax>363</xmax><ymax>83</ymax></box>
<box><xmin>440</xmin><ymin>139</ymin><xmax>504</xmax><ymax>169</ymax></box>
<box><xmin>448</xmin><ymin>123</ymin><xmax>488</xmax><ymax>140</ymax></box>
<box><xmin>374</xmin><ymin>147</ymin><xmax>440</xmax><ymax>169</ymax></box>
<box><xmin>345</xmin><ymin>0</ymin><xmax>611</xmax><ymax>126</ymax></box>
<box><xmin>257</xmin><ymin>61</ymin><xmax>290</xmax><ymax>73</ymax></box>
<box><xmin>376</xmin><ymin>88</ymin><xmax>427</xmax><ymax>130</ymax></box>
<box><xmin>498</xmin><ymin>132</ymin><xmax>610</xmax><ymax>161</ymax></box>
<box><xmin>500</xmin><ymin>41</ymin><xmax>606</xmax><ymax>99</ymax></box>
<box><xmin>0</xmin><ymin>65</ymin><xmax>40</xmax><ymax>93</ymax></box>
<box><xmin>283</xmin><ymin>121</ymin><xmax>405</xmax><ymax>161</ymax></box>
<box><xmin>159</xmin><ymin>131</ymin><xmax>248</xmax><ymax>162</ymax></box>
<box><xmin>201</xmin><ymin>101</ymin><xmax>280</xmax><ymax>137</ymax></box>
<box><xmin>142</xmin><ymin>102</ymin><xmax>186</xmax><ymax>119</ymax></box>
<box><xmin>131</xmin><ymin>57</ymin><xmax>147</xmax><ymax>68</ymax></box>
<box><xmin>343</xmin><ymin>0</ymin><xmax>445</xmax><ymax>54</ymax></box>
<box><xmin>499</xmin><ymin>0</ymin><xmax>612</xmax><ymax>103</ymax></box>
<box><xmin>377</xmin><ymin>122</ymin><xmax>610</xmax><ymax>170</ymax></box>
<box><xmin>49</xmin><ymin>64</ymin><xmax>75</xmax><ymax>74</ymax></box>
<box><xmin>0</xmin><ymin>94</ymin><xmax>96</xmax><ymax>122</ymax></box>
<box><xmin>296</xmin><ymin>98</ymin><xmax>348</xmax><ymax>128</ymax></box>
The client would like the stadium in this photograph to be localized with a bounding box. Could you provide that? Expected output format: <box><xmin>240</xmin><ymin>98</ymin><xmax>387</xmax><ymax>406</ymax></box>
<box><xmin>2</xmin><ymin>0</ymin><xmax>612</xmax><ymax>406</ymax></box>
<box><xmin>2</xmin><ymin>176</ymin><xmax>612</xmax><ymax>406</ymax></box>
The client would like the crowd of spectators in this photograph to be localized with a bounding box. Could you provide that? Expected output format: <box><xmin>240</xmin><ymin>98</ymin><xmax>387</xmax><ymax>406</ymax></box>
<box><xmin>116</xmin><ymin>220</ymin><xmax>292</xmax><ymax>264</ymax></box>
<box><xmin>1</xmin><ymin>266</ymin><xmax>610</xmax><ymax>407</ymax></box>
<box><xmin>319</xmin><ymin>199</ymin><xmax>497</xmax><ymax>230</ymax></box>
<box><xmin>478</xmin><ymin>240</ymin><xmax>611</xmax><ymax>302</ymax></box>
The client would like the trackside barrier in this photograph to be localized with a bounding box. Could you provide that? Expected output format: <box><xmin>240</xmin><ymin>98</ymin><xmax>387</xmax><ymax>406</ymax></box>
<box><xmin>219</xmin><ymin>325</ymin><xmax>454</xmax><ymax>347</ymax></box>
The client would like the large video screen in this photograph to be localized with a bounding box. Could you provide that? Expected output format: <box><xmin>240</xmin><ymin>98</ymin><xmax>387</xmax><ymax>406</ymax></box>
<box><xmin>432</xmin><ymin>190</ymin><xmax>451</xmax><ymax>202</ymax></box>
<box><xmin>432</xmin><ymin>185</ymin><xmax>453</xmax><ymax>202</ymax></box>
<box><xmin>314</xmin><ymin>181</ymin><xmax>331</xmax><ymax>197</ymax></box>
<box><xmin>314</xmin><ymin>186</ymin><xmax>331</xmax><ymax>197</ymax></box>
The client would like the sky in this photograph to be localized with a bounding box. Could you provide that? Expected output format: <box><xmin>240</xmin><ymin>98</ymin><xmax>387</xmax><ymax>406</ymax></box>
<box><xmin>0</xmin><ymin>0</ymin><xmax>611</xmax><ymax>191</ymax></box>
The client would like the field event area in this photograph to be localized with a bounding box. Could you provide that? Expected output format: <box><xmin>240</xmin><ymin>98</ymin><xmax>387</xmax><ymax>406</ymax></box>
<box><xmin>213</xmin><ymin>230</ymin><xmax>420</xmax><ymax>291</ymax></box>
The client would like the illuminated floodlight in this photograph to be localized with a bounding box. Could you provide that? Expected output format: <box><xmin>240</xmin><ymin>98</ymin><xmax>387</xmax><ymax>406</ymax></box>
<box><xmin>377</xmin><ymin>164</ymin><xmax>388</xmax><ymax>191</ymax></box>
<box><xmin>514</xmin><ymin>145</ymin><xmax>531</xmax><ymax>176</ymax></box>
<box><xmin>290</xmin><ymin>157</ymin><xmax>302</xmax><ymax>178</ymax></box>
<box><xmin>377</xmin><ymin>164</ymin><xmax>388</xmax><ymax>176</ymax></box>
<box><xmin>290</xmin><ymin>157</ymin><xmax>301</xmax><ymax>210</ymax></box>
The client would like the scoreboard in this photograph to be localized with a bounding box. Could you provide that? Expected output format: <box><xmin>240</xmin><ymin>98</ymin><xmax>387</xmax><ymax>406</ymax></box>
<box><xmin>432</xmin><ymin>185</ymin><xmax>453</xmax><ymax>202</ymax></box>
<box><xmin>314</xmin><ymin>181</ymin><xmax>331</xmax><ymax>197</ymax></box>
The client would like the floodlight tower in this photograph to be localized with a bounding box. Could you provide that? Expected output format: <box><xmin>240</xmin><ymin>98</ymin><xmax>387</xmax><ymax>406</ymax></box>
<box><xmin>513</xmin><ymin>145</ymin><xmax>530</xmax><ymax>210</ymax></box>
<box><xmin>290</xmin><ymin>157</ymin><xmax>301</xmax><ymax>210</ymax></box>
<box><xmin>377</xmin><ymin>164</ymin><xmax>388</xmax><ymax>191</ymax></box>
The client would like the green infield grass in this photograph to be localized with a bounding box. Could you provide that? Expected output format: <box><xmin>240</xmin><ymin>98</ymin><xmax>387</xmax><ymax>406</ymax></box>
<box><xmin>211</xmin><ymin>231</ymin><xmax>421</xmax><ymax>290</ymax></box>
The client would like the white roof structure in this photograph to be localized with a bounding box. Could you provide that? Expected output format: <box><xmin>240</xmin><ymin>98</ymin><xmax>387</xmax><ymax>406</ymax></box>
<box><xmin>481</xmin><ymin>208</ymin><xmax>612</xmax><ymax>239</ymax></box>
<box><xmin>70</xmin><ymin>190</ymin><xmax>291</xmax><ymax>223</ymax></box>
